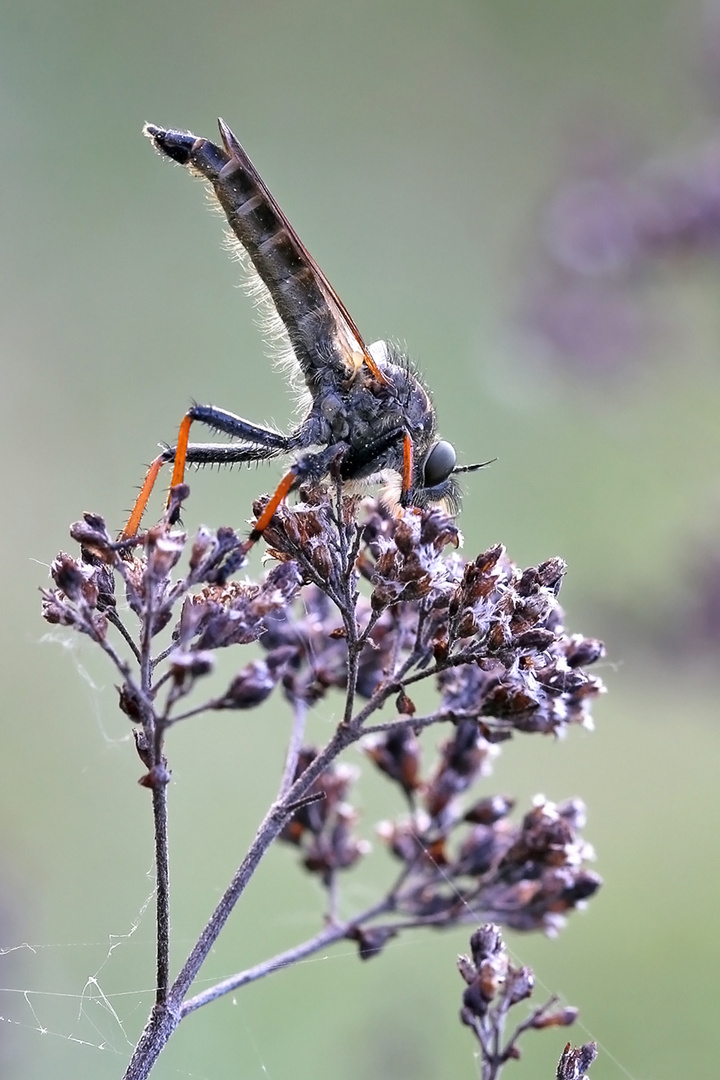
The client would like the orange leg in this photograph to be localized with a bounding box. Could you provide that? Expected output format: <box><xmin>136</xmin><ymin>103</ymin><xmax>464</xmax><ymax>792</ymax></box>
<box><xmin>169</xmin><ymin>414</ymin><xmax>193</xmax><ymax>489</ymax></box>
<box><xmin>122</xmin><ymin>455</ymin><xmax>166</xmax><ymax>539</ymax></box>
<box><xmin>401</xmin><ymin>432</ymin><xmax>414</xmax><ymax>503</ymax></box>
<box><xmin>242</xmin><ymin>468</ymin><xmax>297</xmax><ymax>552</ymax></box>
<box><xmin>122</xmin><ymin>414</ymin><xmax>194</xmax><ymax>539</ymax></box>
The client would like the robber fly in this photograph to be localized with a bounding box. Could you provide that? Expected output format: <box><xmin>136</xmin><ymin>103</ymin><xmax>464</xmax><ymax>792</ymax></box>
<box><xmin>123</xmin><ymin>119</ymin><xmax>483</xmax><ymax>550</ymax></box>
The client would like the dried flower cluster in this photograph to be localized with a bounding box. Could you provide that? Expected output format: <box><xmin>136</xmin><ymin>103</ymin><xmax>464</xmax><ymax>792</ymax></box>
<box><xmin>41</xmin><ymin>485</ymin><xmax>605</xmax><ymax>1079</ymax></box>
<box><xmin>458</xmin><ymin>923</ymin><xmax>597</xmax><ymax>1080</ymax></box>
<box><xmin>376</xmin><ymin>788</ymin><xmax>599</xmax><ymax>936</ymax></box>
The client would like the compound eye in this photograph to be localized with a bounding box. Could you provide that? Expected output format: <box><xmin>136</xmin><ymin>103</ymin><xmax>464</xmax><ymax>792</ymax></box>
<box><xmin>423</xmin><ymin>440</ymin><xmax>456</xmax><ymax>488</ymax></box>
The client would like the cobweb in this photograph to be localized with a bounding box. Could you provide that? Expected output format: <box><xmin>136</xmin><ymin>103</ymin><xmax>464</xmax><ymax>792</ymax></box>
<box><xmin>0</xmin><ymin>891</ymin><xmax>154</xmax><ymax>1072</ymax></box>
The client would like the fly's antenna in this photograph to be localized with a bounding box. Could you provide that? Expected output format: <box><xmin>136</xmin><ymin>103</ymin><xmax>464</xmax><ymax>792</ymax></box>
<box><xmin>452</xmin><ymin>457</ymin><xmax>497</xmax><ymax>475</ymax></box>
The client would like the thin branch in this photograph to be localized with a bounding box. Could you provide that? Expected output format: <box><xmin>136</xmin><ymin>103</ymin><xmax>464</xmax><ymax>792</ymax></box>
<box><xmin>151</xmin><ymin>644</ymin><xmax>177</xmax><ymax>671</ymax></box>
<box><xmin>355</xmin><ymin>605</ymin><xmax>383</xmax><ymax>649</ymax></box>
<box><xmin>139</xmin><ymin>575</ymin><xmax>155</xmax><ymax>710</ymax></box>
<box><xmin>180</xmin><ymin>897</ymin><xmax>392</xmax><ymax>1016</ymax></box>
<box><xmin>105</xmin><ymin>609</ymin><xmax>142</xmax><ymax>663</ymax></box>
<box><xmin>361</xmin><ymin>710</ymin><xmax>455</xmax><ymax>737</ymax></box>
<box><xmin>138</xmin><ymin>566</ymin><xmax>171</xmax><ymax>1009</ymax></box>
<box><xmin>162</xmin><ymin>701</ymin><xmax>217</xmax><ymax>726</ymax></box>
<box><xmin>325</xmin><ymin>869</ymin><xmax>340</xmax><ymax>924</ymax></box>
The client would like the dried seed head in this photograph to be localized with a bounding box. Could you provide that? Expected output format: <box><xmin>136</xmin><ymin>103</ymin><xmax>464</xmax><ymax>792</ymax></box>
<box><xmin>189</xmin><ymin>525</ymin><xmax>220</xmax><ymax>571</ymax></box>
<box><xmin>145</xmin><ymin>525</ymin><xmax>186</xmax><ymax>579</ymax></box>
<box><xmin>69</xmin><ymin>513</ymin><xmax>114</xmax><ymax>556</ymax></box>
<box><xmin>556</xmin><ymin>1041</ymin><xmax>598</xmax><ymax>1080</ymax></box>
<box><xmin>50</xmin><ymin>553</ymin><xmax>96</xmax><ymax>604</ymax></box>
<box><xmin>464</xmin><ymin>794</ymin><xmax>515</xmax><ymax>825</ymax></box>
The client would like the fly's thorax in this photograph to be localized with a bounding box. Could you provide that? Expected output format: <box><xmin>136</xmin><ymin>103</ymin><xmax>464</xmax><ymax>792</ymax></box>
<box><xmin>369</xmin><ymin>341</ymin><xmax>437</xmax><ymax>434</ymax></box>
<box><xmin>310</xmin><ymin>375</ymin><xmax>398</xmax><ymax>450</ymax></box>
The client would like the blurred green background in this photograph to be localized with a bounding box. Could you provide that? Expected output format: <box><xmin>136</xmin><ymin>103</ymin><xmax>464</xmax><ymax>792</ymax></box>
<box><xmin>2</xmin><ymin>1</ymin><xmax>719</xmax><ymax>1077</ymax></box>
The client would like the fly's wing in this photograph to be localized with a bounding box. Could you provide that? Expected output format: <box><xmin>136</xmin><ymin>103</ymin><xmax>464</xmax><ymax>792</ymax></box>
<box><xmin>214</xmin><ymin>121</ymin><xmax>386</xmax><ymax>385</ymax></box>
<box><xmin>144</xmin><ymin>119</ymin><xmax>385</xmax><ymax>393</ymax></box>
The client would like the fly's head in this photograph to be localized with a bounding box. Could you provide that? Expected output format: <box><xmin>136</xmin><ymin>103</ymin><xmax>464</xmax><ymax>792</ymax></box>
<box><xmin>409</xmin><ymin>439</ymin><xmax>462</xmax><ymax>512</ymax></box>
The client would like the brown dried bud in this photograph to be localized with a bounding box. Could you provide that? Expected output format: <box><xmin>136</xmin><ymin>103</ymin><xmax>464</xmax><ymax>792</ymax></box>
<box><xmin>40</xmin><ymin>591</ymin><xmax>74</xmax><ymax>626</ymax></box>
<box><xmin>455</xmin><ymin>825</ymin><xmax>499</xmax><ymax>876</ymax></box>
<box><xmin>418</xmin><ymin>509</ymin><xmax>459</xmax><ymax>549</ymax></box>
<box><xmin>507</xmin><ymin>965</ymin><xmax>534</xmax><ymax>1004</ymax></box>
<box><xmin>424</xmin><ymin>720</ymin><xmax>494</xmax><ymax>817</ymax></box>
<box><xmin>534</xmin><ymin>1005</ymin><xmax>579</xmax><ymax>1029</ymax></box>
<box><xmin>566</xmin><ymin>636</ymin><xmax>605</xmax><ymax>668</ymax></box>
<box><xmin>138</xmin><ymin>762</ymin><xmax>171</xmax><ymax>789</ymax></box>
<box><xmin>514</xmin><ymin>627</ymin><xmax>557</xmax><ymax>650</ymax></box>
<box><xmin>69</xmin><ymin>513</ymin><xmax>114</xmax><ymax>556</ymax></box>
<box><xmin>168</xmin><ymin>650</ymin><xmax>216</xmax><ymax>683</ymax></box>
<box><xmin>213</xmin><ymin>648</ymin><xmax>294</xmax><ymax>710</ymax></box>
<box><xmin>469</xmin><ymin>923</ymin><xmax>503</xmax><ymax>965</ymax></box>
<box><xmin>464</xmin><ymin>794</ymin><xmax>515</xmax><ymax>825</ymax></box>
<box><xmin>347</xmin><ymin>924</ymin><xmax>398</xmax><ymax>961</ymax></box>
<box><xmin>363</xmin><ymin>727</ymin><xmax>421</xmax><ymax>796</ymax></box>
<box><xmin>189</xmin><ymin>526</ymin><xmax>219</xmax><ymax>571</ymax></box>
<box><xmin>535</xmin><ymin>558</ymin><xmax>566</xmax><ymax>592</ymax></box>
<box><xmin>478</xmin><ymin>953</ymin><xmax>508</xmax><ymax>1000</ymax></box>
<box><xmin>395</xmin><ymin>690</ymin><xmax>416</xmax><ymax>715</ymax></box>
<box><xmin>50</xmin><ymin>553</ymin><xmax>93</xmax><ymax>603</ymax></box>
<box><xmin>118</xmin><ymin>683</ymin><xmax>145</xmax><ymax>723</ymax></box>
<box><xmin>457</xmin><ymin>953</ymin><xmax>477</xmax><ymax>985</ymax></box>
<box><xmin>145</xmin><ymin>527</ymin><xmax>185</xmax><ymax>578</ymax></box>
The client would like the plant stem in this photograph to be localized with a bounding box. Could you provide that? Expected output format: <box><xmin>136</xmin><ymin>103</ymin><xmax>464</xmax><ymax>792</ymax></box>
<box><xmin>122</xmin><ymin>722</ymin><xmax>360</xmax><ymax>1079</ymax></box>
<box><xmin>153</xmin><ymin>783</ymin><xmax>170</xmax><ymax>1004</ymax></box>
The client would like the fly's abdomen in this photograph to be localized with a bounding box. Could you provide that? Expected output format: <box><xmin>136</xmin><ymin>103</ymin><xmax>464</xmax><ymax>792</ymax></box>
<box><xmin>144</xmin><ymin>124</ymin><xmax>347</xmax><ymax>385</ymax></box>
